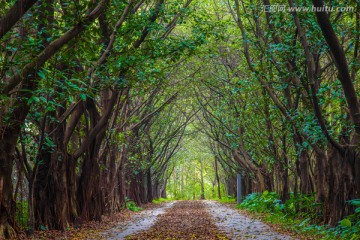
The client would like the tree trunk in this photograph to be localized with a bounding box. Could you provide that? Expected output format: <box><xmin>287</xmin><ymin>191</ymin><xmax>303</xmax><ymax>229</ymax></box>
<box><xmin>128</xmin><ymin>177</ymin><xmax>141</xmax><ymax>205</ymax></box>
<box><xmin>33</xmin><ymin>148</ymin><xmax>70</xmax><ymax>230</ymax></box>
<box><xmin>199</xmin><ymin>160</ymin><xmax>205</xmax><ymax>200</ymax></box>
<box><xmin>117</xmin><ymin>158</ymin><xmax>127</xmax><ymax>209</ymax></box>
<box><xmin>0</xmin><ymin>133</ymin><xmax>16</xmax><ymax>239</ymax></box>
<box><xmin>147</xmin><ymin>169</ymin><xmax>153</xmax><ymax>203</ymax></box>
<box><xmin>214</xmin><ymin>157</ymin><xmax>221</xmax><ymax>199</ymax></box>
<box><xmin>281</xmin><ymin>134</ymin><xmax>290</xmax><ymax>202</ymax></box>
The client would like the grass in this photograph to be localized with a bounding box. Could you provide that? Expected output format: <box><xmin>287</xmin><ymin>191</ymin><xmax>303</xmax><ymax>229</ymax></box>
<box><xmin>214</xmin><ymin>196</ymin><xmax>236</xmax><ymax>204</ymax></box>
<box><xmin>152</xmin><ymin>196</ymin><xmax>236</xmax><ymax>204</ymax></box>
<box><xmin>152</xmin><ymin>198</ymin><xmax>173</xmax><ymax>204</ymax></box>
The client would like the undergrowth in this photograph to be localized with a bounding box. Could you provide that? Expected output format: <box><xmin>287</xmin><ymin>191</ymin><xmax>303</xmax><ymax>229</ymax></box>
<box><xmin>238</xmin><ymin>191</ymin><xmax>360</xmax><ymax>239</ymax></box>
<box><xmin>16</xmin><ymin>201</ymin><xmax>29</xmax><ymax>230</ymax></box>
<box><xmin>214</xmin><ymin>196</ymin><xmax>236</xmax><ymax>204</ymax></box>
<box><xmin>126</xmin><ymin>198</ymin><xmax>142</xmax><ymax>212</ymax></box>
<box><xmin>152</xmin><ymin>198</ymin><xmax>173</xmax><ymax>204</ymax></box>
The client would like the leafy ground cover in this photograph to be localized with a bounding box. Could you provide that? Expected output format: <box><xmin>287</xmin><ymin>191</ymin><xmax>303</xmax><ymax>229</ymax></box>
<box><xmin>127</xmin><ymin>201</ymin><xmax>229</xmax><ymax>239</ymax></box>
<box><xmin>16</xmin><ymin>202</ymin><xmax>154</xmax><ymax>240</ymax></box>
<box><xmin>238</xmin><ymin>191</ymin><xmax>360</xmax><ymax>240</ymax></box>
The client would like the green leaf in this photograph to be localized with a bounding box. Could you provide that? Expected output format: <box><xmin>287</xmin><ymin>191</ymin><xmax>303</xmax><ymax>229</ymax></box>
<box><xmin>38</xmin><ymin>71</ymin><xmax>46</xmax><ymax>79</ymax></box>
<box><xmin>348</xmin><ymin>199</ymin><xmax>360</xmax><ymax>206</ymax></box>
<box><xmin>80</xmin><ymin>93</ymin><xmax>86</xmax><ymax>101</ymax></box>
<box><xmin>28</xmin><ymin>96</ymin><xmax>39</xmax><ymax>104</ymax></box>
<box><xmin>355</xmin><ymin>207</ymin><xmax>360</xmax><ymax>214</ymax></box>
<box><xmin>340</xmin><ymin>218</ymin><xmax>352</xmax><ymax>228</ymax></box>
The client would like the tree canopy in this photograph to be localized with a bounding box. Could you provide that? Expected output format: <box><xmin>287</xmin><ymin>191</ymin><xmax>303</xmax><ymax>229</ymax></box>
<box><xmin>0</xmin><ymin>0</ymin><xmax>359</xmax><ymax>238</ymax></box>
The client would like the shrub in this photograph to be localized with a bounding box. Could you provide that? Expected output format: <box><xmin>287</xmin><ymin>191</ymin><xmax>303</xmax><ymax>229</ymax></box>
<box><xmin>333</xmin><ymin>199</ymin><xmax>360</xmax><ymax>239</ymax></box>
<box><xmin>239</xmin><ymin>191</ymin><xmax>282</xmax><ymax>214</ymax></box>
<box><xmin>126</xmin><ymin>200</ymin><xmax>142</xmax><ymax>212</ymax></box>
<box><xmin>238</xmin><ymin>192</ymin><xmax>360</xmax><ymax>239</ymax></box>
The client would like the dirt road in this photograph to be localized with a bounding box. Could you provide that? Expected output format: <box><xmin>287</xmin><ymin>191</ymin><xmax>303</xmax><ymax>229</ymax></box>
<box><xmin>105</xmin><ymin>200</ymin><xmax>294</xmax><ymax>239</ymax></box>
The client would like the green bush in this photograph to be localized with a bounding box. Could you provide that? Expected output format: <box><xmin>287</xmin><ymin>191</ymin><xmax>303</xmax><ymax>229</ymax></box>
<box><xmin>239</xmin><ymin>191</ymin><xmax>321</xmax><ymax>220</ymax></box>
<box><xmin>333</xmin><ymin>199</ymin><xmax>360</xmax><ymax>239</ymax></box>
<box><xmin>238</xmin><ymin>191</ymin><xmax>360</xmax><ymax>239</ymax></box>
<box><xmin>283</xmin><ymin>193</ymin><xmax>321</xmax><ymax>220</ymax></box>
<box><xmin>239</xmin><ymin>191</ymin><xmax>283</xmax><ymax>214</ymax></box>
<box><xmin>126</xmin><ymin>199</ymin><xmax>142</xmax><ymax>212</ymax></box>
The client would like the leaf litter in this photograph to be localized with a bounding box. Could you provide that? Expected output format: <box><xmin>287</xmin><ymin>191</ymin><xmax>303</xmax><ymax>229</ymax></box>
<box><xmin>126</xmin><ymin>201</ymin><xmax>229</xmax><ymax>240</ymax></box>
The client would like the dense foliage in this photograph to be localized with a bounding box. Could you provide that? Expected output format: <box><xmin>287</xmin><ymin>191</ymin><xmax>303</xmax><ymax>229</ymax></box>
<box><xmin>0</xmin><ymin>0</ymin><xmax>360</xmax><ymax>238</ymax></box>
<box><xmin>239</xmin><ymin>191</ymin><xmax>360</xmax><ymax>239</ymax></box>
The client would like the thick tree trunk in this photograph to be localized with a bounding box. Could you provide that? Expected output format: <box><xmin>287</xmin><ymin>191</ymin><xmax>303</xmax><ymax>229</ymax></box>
<box><xmin>128</xmin><ymin>178</ymin><xmax>141</xmax><ymax>205</ymax></box>
<box><xmin>67</xmin><ymin>155</ymin><xmax>78</xmax><ymax>222</ymax></box>
<box><xmin>0</xmin><ymin>133</ymin><xmax>16</xmax><ymax>239</ymax></box>
<box><xmin>281</xmin><ymin>134</ymin><xmax>290</xmax><ymax>202</ymax></box>
<box><xmin>152</xmin><ymin>179</ymin><xmax>159</xmax><ymax>199</ymax></box>
<box><xmin>0</xmin><ymin>0</ymin><xmax>38</xmax><ymax>39</ymax></box>
<box><xmin>139</xmin><ymin>172</ymin><xmax>147</xmax><ymax>203</ymax></box>
<box><xmin>214</xmin><ymin>158</ymin><xmax>221</xmax><ymax>199</ymax></box>
<box><xmin>243</xmin><ymin>175</ymin><xmax>252</xmax><ymax>196</ymax></box>
<box><xmin>299</xmin><ymin>151</ymin><xmax>312</xmax><ymax>194</ymax></box>
<box><xmin>117</xmin><ymin>158</ymin><xmax>127</xmax><ymax>209</ymax></box>
<box><xmin>77</xmin><ymin>144</ymin><xmax>102</xmax><ymax>221</ymax></box>
<box><xmin>160</xmin><ymin>179</ymin><xmax>167</xmax><ymax>198</ymax></box>
<box><xmin>147</xmin><ymin>169</ymin><xmax>153</xmax><ymax>203</ymax></box>
<box><xmin>33</xmin><ymin>149</ymin><xmax>70</xmax><ymax>230</ymax></box>
<box><xmin>225</xmin><ymin>175</ymin><xmax>237</xmax><ymax>197</ymax></box>
<box><xmin>325</xmin><ymin>147</ymin><xmax>357</xmax><ymax>224</ymax></box>
<box><xmin>314</xmin><ymin>148</ymin><xmax>326</xmax><ymax>203</ymax></box>
<box><xmin>199</xmin><ymin>160</ymin><xmax>205</xmax><ymax>200</ymax></box>
<box><xmin>293</xmin><ymin>134</ymin><xmax>313</xmax><ymax>194</ymax></box>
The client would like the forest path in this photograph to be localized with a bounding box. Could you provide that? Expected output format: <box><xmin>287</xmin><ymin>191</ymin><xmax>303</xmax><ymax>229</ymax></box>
<box><xmin>105</xmin><ymin>200</ymin><xmax>294</xmax><ymax>239</ymax></box>
<box><xmin>105</xmin><ymin>202</ymin><xmax>175</xmax><ymax>239</ymax></box>
<box><xmin>205</xmin><ymin>200</ymin><xmax>294</xmax><ymax>240</ymax></box>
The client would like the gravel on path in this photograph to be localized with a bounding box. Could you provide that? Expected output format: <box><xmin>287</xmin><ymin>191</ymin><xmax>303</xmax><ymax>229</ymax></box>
<box><xmin>205</xmin><ymin>200</ymin><xmax>294</xmax><ymax>240</ymax></box>
<box><xmin>105</xmin><ymin>200</ymin><xmax>295</xmax><ymax>240</ymax></box>
<box><xmin>105</xmin><ymin>202</ymin><xmax>175</xmax><ymax>239</ymax></box>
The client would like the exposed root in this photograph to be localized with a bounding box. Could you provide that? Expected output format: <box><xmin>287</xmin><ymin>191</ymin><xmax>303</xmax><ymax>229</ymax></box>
<box><xmin>0</xmin><ymin>222</ymin><xmax>16</xmax><ymax>239</ymax></box>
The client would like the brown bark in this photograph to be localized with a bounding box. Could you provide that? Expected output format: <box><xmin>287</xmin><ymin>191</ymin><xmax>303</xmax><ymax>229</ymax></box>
<box><xmin>147</xmin><ymin>169</ymin><xmax>153</xmax><ymax>203</ymax></box>
<box><xmin>32</xmin><ymin>0</ymin><xmax>71</xmax><ymax>230</ymax></box>
<box><xmin>312</xmin><ymin>0</ymin><xmax>360</xmax><ymax>137</ymax></box>
<box><xmin>117</xmin><ymin>154</ymin><xmax>127</xmax><ymax>208</ymax></box>
<box><xmin>33</xmin><ymin>100</ymin><xmax>71</xmax><ymax>230</ymax></box>
<box><xmin>311</xmin><ymin>0</ymin><xmax>360</xmax><ymax>206</ymax></box>
<box><xmin>128</xmin><ymin>178</ymin><xmax>141</xmax><ymax>206</ymax></box>
<box><xmin>2</xmin><ymin>0</ymin><xmax>109</xmax><ymax>95</ymax></box>
<box><xmin>326</xmin><ymin>147</ymin><xmax>355</xmax><ymax>224</ymax></box>
<box><xmin>0</xmin><ymin>0</ymin><xmax>38</xmax><ymax>39</ymax></box>
<box><xmin>281</xmin><ymin>134</ymin><xmax>290</xmax><ymax>202</ymax></box>
<box><xmin>288</xmin><ymin>0</ymin><xmax>344</xmax><ymax>154</ymax></box>
<box><xmin>199</xmin><ymin>159</ymin><xmax>205</xmax><ymax>200</ymax></box>
<box><xmin>0</xmin><ymin>133</ymin><xmax>16</xmax><ymax>239</ymax></box>
<box><xmin>214</xmin><ymin>157</ymin><xmax>221</xmax><ymax>199</ymax></box>
<box><xmin>0</xmin><ymin>2</ymin><xmax>107</xmax><ymax>233</ymax></box>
